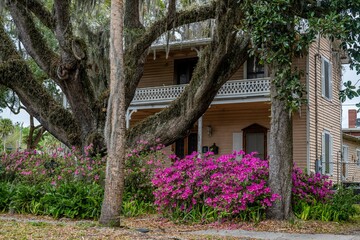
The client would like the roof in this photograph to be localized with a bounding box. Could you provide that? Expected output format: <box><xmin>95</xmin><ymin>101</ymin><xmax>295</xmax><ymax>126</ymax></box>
<box><xmin>150</xmin><ymin>38</ymin><xmax>212</xmax><ymax>51</ymax></box>
<box><xmin>342</xmin><ymin>128</ymin><xmax>360</xmax><ymax>133</ymax></box>
<box><xmin>343</xmin><ymin>132</ymin><xmax>360</xmax><ymax>144</ymax></box>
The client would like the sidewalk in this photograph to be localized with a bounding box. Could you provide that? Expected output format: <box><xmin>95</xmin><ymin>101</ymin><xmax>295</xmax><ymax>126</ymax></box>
<box><xmin>192</xmin><ymin>229</ymin><xmax>360</xmax><ymax>240</ymax></box>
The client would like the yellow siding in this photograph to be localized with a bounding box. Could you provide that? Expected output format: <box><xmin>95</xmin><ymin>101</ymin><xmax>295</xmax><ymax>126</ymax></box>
<box><xmin>292</xmin><ymin>57</ymin><xmax>308</xmax><ymax>170</ymax></box>
<box><xmin>140</xmin><ymin>50</ymin><xmax>198</xmax><ymax>87</ymax></box>
<box><xmin>201</xmin><ymin>102</ymin><xmax>271</xmax><ymax>155</ymax></box>
<box><xmin>307</xmin><ymin>38</ymin><xmax>342</xmax><ymax>182</ymax></box>
<box><xmin>342</xmin><ymin>138</ymin><xmax>360</xmax><ymax>182</ymax></box>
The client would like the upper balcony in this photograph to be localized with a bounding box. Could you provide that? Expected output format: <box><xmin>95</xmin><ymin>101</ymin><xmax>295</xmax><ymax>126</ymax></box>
<box><xmin>129</xmin><ymin>78</ymin><xmax>271</xmax><ymax>110</ymax></box>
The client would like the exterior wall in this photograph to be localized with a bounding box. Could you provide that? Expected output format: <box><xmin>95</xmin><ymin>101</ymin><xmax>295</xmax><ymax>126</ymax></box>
<box><xmin>139</xmin><ymin>49</ymin><xmax>246</xmax><ymax>88</ymax></box>
<box><xmin>292</xmin><ymin>57</ymin><xmax>308</xmax><ymax>170</ymax></box>
<box><xmin>201</xmin><ymin>102</ymin><xmax>270</xmax><ymax>155</ymax></box>
<box><xmin>139</xmin><ymin>51</ymin><xmax>191</xmax><ymax>87</ymax></box>
<box><xmin>307</xmin><ymin>38</ymin><xmax>342</xmax><ymax>182</ymax></box>
<box><xmin>342</xmin><ymin>138</ymin><xmax>360</xmax><ymax>182</ymax></box>
<box><xmin>129</xmin><ymin>101</ymin><xmax>308</xmax><ymax>168</ymax></box>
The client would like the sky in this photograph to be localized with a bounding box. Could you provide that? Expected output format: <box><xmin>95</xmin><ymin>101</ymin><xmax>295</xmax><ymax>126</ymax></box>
<box><xmin>341</xmin><ymin>64</ymin><xmax>360</xmax><ymax>128</ymax></box>
<box><xmin>0</xmin><ymin>65</ymin><xmax>359</xmax><ymax>128</ymax></box>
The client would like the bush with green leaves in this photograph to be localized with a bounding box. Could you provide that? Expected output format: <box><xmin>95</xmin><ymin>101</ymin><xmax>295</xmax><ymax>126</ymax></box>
<box><xmin>0</xmin><ymin>182</ymin><xmax>104</xmax><ymax>219</ymax></box>
<box><xmin>0</xmin><ymin>142</ymin><xmax>167</xmax><ymax>219</ymax></box>
<box><xmin>0</xmin><ymin>146</ymin><xmax>106</xmax><ymax>185</ymax></box>
<box><xmin>124</xmin><ymin>139</ymin><xmax>167</xmax><ymax>203</ymax></box>
<box><xmin>293</xmin><ymin>187</ymin><xmax>360</xmax><ymax>222</ymax></box>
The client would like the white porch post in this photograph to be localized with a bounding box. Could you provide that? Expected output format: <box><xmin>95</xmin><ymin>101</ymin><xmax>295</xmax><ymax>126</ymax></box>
<box><xmin>198</xmin><ymin>116</ymin><xmax>203</xmax><ymax>154</ymax></box>
<box><xmin>126</xmin><ymin>109</ymin><xmax>137</xmax><ymax>129</ymax></box>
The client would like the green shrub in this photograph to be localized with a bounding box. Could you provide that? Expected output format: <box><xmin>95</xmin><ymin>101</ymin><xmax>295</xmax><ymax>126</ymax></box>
<box><xmin>293</xmin><ymin>187</ymin><xmax>360</xmax><ymax>222</ymax></box>
<box><xmin>0</xmin><ymin>182</ymin><xmax>13</xmax><ymax>212</ymax></box>
<box><xmin>40</xmin><ymin>182</ymin><xmax>104</xmax><ymax>219</ymax></box>
<box><xmin>9</xmin><ymin>183</ymin><xmax>45</xmax><ymax>214</ymax></box>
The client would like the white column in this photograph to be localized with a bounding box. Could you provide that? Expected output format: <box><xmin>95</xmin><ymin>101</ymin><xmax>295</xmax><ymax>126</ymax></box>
<box><xmin>126</xmin><ymin>109</ymin><xmax>137</xmax><ymax>129</ymax></box>
<box><xmin>198</xmin><ymin>116</ymin><xmax>203</xmax><ymax>154</ymax></box>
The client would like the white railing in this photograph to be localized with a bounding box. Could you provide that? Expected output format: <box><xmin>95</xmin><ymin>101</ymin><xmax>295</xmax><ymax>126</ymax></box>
<box><xmin>131</xmin><ymin>78</ymin><xmax>270</xmax><ymax>107</ymax></box>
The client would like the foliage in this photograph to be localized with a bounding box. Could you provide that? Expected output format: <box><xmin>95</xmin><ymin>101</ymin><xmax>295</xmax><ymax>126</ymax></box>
<box><xmin>292</xmin><ymin>166</ymin><xmax>333</xmax><ymax>204</ymax></box>
<box><xmin>0</xmin><ymin>145</ymin><xmax>105</xmax><ymax>185</ymax></box>
<box><xmin>0</xmin><ymin>142</ymin><xmax>168</xmax><ymax>219</ymax></box>
<box><xmin>293</xmin><ymin>187</ymin><xmax>360</xmax><ymax>222</ymax></box>
<box><xmin>152</xmin><ymin>151</ymin><xmax>280</xmax><ymax>223</ymax></box>
<box><xmin>124</xmin><ymin>139</ymin><xmax>167</xmax><ymax>203</ymax></box>
<box><xmin>0</xmin><ymin>181</ymin><xmax>103</xmax><ymax>219</ymax></box>
<box><xmin>0</xmin><ymin>118</ymin><xmax>14</xmax><ymax>144</ymax></box>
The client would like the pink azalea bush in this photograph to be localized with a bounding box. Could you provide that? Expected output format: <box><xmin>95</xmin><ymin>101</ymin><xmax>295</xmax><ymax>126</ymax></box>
<box><xmin>292</xmin><ymin>166</ymin><xmax>333</xmax><ymax>203</ymax></box>
<box><xmin>152</xmin><ymin>151</ymin><xmax>280</xmax><ymax>219</ymax></box>
<box><xmin>0</xmin><ymin>145</ymin><xmax>106</xmax><ymax>185</ymax></box>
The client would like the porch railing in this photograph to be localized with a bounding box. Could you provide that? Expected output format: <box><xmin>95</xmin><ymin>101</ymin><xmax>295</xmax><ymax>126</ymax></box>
<box><xmin>131</xmin><ymin>78</ymin><xmax>270</xmax><ymax>106</ymax></box>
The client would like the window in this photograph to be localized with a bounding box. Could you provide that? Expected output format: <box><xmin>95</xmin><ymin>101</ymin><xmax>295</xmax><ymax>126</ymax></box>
<box><xmin>322</xmin><ymin>131</ymin><xmax>333</xmax><ymax>174</ymax></box>
<box><xmin>321</xmin><ymin>57</ymin><xmax>332</xmax><ymax>100</ymax></box>
<box><xmin>242</xmin><ymin>123</ymin><xmax>268</xmax><ymax>159</ymax></box>
<box><xmin>357</xmin><ymin>149</ymin><xmax>360</xmax><ymax>167</ymax></box>
<box><xmin>174</xmin><ymin>58</ymin><xmax>198</xmax><ymax>84</ymax></box>
<box><xmin>174</xmin><ymin>132</ymin><xmax>197</xmax><ymax>159</ymax></box>
<box><xmin>342</xmin><ymin>145</ymin><xmax>349</xmax><ymax>179</ymax></box>
<box><xmin>246</xmin><ymin>56</ymin><xmax>265</xmax><ymax>79</ymax></box>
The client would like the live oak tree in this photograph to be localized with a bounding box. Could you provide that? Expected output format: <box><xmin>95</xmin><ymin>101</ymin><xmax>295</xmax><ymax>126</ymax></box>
<box><xmin>0</xmin><ymin>0</ymin><xmax>359</xmax><ymax>223</ymax></box>
<box><xmin>99</xmin><ymin>0</ymin><xmax>126</xmax><ymax>225</ymax></box>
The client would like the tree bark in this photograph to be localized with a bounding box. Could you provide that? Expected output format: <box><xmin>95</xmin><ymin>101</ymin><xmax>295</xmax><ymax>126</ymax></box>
<box><xmin>268</xmin><ymin>73</ymin><xmax>293</xmax><ymax>220</ymax></box>
<box><xmin>26</xmin><ymin>116</ymin><xmax>46</xmax><ymax>150</ymax></box>
<box><xmin>99</xmin><ymin>0</ymin><xmax>126</xmax><ymax>226</ymax></box>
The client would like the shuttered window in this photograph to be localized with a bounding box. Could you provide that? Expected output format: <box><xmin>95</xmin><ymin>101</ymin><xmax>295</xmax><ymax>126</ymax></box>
<box><xmin>321</xmin><ymin>57</ymin><xmax>332</xmax><ymax>100</ymax></box>
<box><xmin>322</xmin><ymin>131</ymin><xmax>333</xmax><ymax>175</ymax></box>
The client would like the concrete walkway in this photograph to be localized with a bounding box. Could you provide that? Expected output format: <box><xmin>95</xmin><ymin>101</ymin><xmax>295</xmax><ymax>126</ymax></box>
<box><xmin>192</xmin><ymin>229</ymin><xmax>360</xmax><ymax>240</ymax></box>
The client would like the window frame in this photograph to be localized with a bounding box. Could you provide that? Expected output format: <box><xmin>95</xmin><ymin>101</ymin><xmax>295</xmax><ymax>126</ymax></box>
<box><xmin>321</xmin><ymin>57</ymin><xmax>332</xmax><ymax>100</ymax></box>
<box><xmin>356</xmin><ymin>149</ymin><xmax>360</xmax><ymax>167</ymax></box>
<box><xmin>322</xmin><ymin>130</ymin><xmax>333</xmax><ymax>175</ymax></box>
<box><xmin>342</xmin><ymin>145</ymin><xmax>349</xmax><ymax>179</ymax></box>
<box><xmin>244</xmin><ymin>56</ymin><xmax>267</xmax><ymax>79</ymax></box>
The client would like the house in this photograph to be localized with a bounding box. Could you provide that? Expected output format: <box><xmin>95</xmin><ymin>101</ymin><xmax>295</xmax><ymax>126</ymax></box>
<box><xmin>342</xmin><ymin>109</ymin><xmax>360</xmax><ymax>183</ymax></box>
<box><xmin>126</xmin><ymin>32</ymin><xmax>350</xmax><ymax>183</ymax></box>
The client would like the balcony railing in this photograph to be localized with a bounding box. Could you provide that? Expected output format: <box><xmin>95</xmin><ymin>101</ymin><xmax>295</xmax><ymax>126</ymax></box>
<box><xmin>130</xmin><ymin>78</ymin><xmax>270</xmax><ymax>108</ymax></box>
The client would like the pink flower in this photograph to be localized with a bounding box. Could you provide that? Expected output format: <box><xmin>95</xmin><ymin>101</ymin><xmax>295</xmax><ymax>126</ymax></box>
<box><xmin>20</xmin><ymin>171</ymin><xmax>32</xmax><ymax>176</ymax></box>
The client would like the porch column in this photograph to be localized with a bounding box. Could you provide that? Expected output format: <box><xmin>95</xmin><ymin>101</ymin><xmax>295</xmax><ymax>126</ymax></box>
<box><xmin>198</xmin><ymin>116</ymin><xmax>203</xmax><ymax>154</ymax></box>
<box><xmin>126</xmin><ymin>109</ymin><xmax>137</xmax><ymax>129</ymax></box>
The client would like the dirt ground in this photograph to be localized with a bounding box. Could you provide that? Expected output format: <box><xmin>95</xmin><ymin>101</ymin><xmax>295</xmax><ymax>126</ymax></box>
<box><xmin>0</xmin><ymin>213</ymin><xmax>359</xmax><ymax>240</ymax></box>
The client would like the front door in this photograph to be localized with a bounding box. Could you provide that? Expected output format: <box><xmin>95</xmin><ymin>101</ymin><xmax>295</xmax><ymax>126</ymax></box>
<box><xmin>243</xmin><ymin>123</ymin><xmax>268</xmax><ymax>159</ymax></box>
<box><xmin>175</xmin><ymin>132</ymin><xmax>198</xmax><ymax>159</ymax></box>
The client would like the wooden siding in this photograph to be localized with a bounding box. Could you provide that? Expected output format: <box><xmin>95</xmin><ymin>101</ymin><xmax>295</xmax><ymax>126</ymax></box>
<box><xmin>140</xmin><ymin>50</ymin><xmax>197</xmax><ymax>87</ymax></box>
<box><xmin>129</xmin><ymin>101</ymin><xmax>308</xmax><ymax>167</ymax></box>
<box><xmin>342</xmin><ymin>138</ymin><xmax>360</xmax><ymax>182</ymax></box>
<box><xmin>307</xmin><ymin>38</ymin><xmax>342</xmax><ymax>182</ymax></box>
<box><xmin>201</xmin><ymin>102</ymin><xmax>271</xmax><ymax>155</ymax></box>
<box><xmin>292</xmin><ymin>57</ymin><xmax>308</xmax><ymax>170</ymax></box>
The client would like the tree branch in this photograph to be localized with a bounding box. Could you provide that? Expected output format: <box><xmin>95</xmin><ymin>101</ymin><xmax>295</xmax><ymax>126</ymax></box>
<box><xmin>16</xmin><ymin>0</ymin><xmax>55</xmax><ymax>30</ymax></box>
<box><xmin>0</xmin><ymin>60</ymin><xmax>81</xmax><ymax>147</ymax></box>
<box><xmin>7</xmin><ymin>1</ymin><xmax>59</xmax><ymax>78</ymax></box>
<box><xmin>53</xmin><ymin>0</ymin><xmax>73</xmax><ymax>52</ymax></box>
<box><xmin>127</xmin><ymin>2</ymin><xmax>250</xmax><ymax>148</ymax></box>
<box><xmin>124</xmin><ymin>0</ymin><xmax>218</xmax><ymax>108</ymax></box>
<box><xmin>0</xmin><ymin>23</ymin><xmax>81</xmax><ymax>147</ymax></box>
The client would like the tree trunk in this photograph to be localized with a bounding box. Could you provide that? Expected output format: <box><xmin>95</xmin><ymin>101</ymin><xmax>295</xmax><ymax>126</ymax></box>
<box><xmin>26</xmin><ymin>116</ymin><xmax>46</xmax><ymax>150</ymax></box>
<box><xmin>268</xmin><ymin>76</ymin><xmax>293</xmax><ymax>220</ymax></box>
<box><xmin>99</xmin><ymin>0</ymin><xmax>126</xmax><ymax>226</ymax></box>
